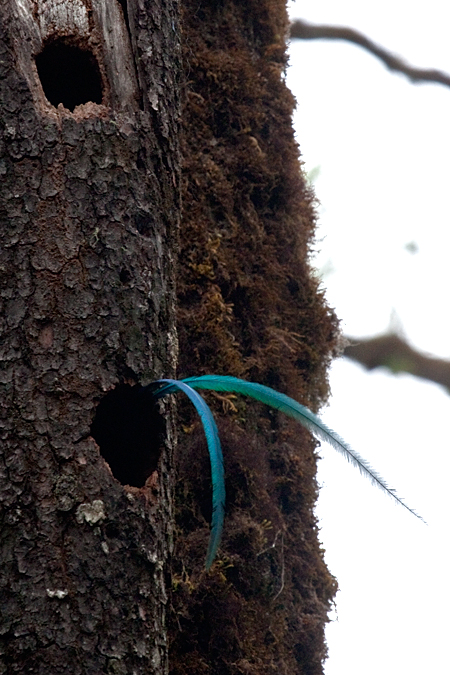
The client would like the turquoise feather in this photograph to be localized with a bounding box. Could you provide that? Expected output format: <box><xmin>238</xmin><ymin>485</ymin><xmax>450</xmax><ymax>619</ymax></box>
<box><xmin>145</xmin><ymin>374</ymin><xmax>423</xmax><ymax>569</ymax></box>
<box><xmin>151</xmin><ymin>379</ymin><xmax>225</xmax><ymax>569</ymax></box>
<box><xmin>182</xmin><ymin>375</ymin><xmax>424</xmax><ymax>522</ymax></box>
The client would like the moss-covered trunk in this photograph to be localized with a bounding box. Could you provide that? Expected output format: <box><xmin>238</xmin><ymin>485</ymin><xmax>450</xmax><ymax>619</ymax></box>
<box><xmin>1</xmin><ymin>0</ymin><xmax>338</xmax><ymax>673</ymax></box>
<box><xmin>170</xmin><ymin>1</ymin><xmax>339</xmax><ymax>674</ymax></box>
<box><xmin>0</xmin><ymin>0</ymin><xmax>180</xmax><ymax>672</ymax></box>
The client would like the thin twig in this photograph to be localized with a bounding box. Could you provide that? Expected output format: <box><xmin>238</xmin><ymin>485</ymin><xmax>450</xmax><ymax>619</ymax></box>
<box><xmin>257</xmin><ymin>529</ymin><xmax>282</xmax><ymax>557</ymax></box>
<box><xmin>290</xmin><ymin>19</ymin><xmax>450</xmax><ymax>89</ymax></box>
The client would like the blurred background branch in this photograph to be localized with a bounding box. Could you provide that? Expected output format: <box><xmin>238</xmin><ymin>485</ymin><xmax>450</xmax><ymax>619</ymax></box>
<box><xmin>290</xmin><ymin>19</ymin><xmax>450</xmax><ymax>88</ymax></box>
<box><xmin>344</xmin><ymin>333</ymin><xmax>450</xmax><ymax>391</ymax></box>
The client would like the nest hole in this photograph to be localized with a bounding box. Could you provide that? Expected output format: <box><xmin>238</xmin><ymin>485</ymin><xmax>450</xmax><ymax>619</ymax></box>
<box><xmin>36</xmin><ymin>40</ymin><xmax>103</xmax><ymax>112</ymax></box>
<box><xmin>91</xmin><ymin>384</ymin><xmax>164</xmax><ymax>488</ymax></box>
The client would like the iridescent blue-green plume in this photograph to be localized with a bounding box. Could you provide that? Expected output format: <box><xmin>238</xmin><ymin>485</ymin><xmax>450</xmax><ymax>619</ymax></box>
<box><xmin>149</xmin><ymin>379</ymin><xmax>225</xmax><ymax>569</ymax></box>
<box><xmin>145</xmin><ymin>374</ymin><xmax>423</xmax><ymax>569</ymax></box>
<box><xmin>182</xmin><ymin>375</ymin><xmax>424</xmax><ymax>523</ymax></box>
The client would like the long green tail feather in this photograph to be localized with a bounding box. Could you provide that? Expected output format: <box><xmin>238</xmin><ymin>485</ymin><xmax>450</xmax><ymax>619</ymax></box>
<box><xmin>182</xmin><ymin>375</ymin><xmax>424</xmax><ymax>522</ymax></box>
<box><xmin>151</xmin><ymin>379</ymin><xmax>226</xmax><ymax>569</ymax></box>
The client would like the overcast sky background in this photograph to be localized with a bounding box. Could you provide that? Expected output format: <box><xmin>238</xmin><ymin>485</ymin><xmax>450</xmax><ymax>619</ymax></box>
<box><xmin>287</xmin><ymin>2</ymin><xmax>450</xmax><ymax>673</ymax></box>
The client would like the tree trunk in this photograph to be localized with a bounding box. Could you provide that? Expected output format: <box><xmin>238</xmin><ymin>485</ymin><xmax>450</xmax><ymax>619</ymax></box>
<box><xmin>1</xmin><ymin>0</ymin><xmax>339</xmax><ymax>674</ymax></box>
<box><xmin>170</xmin><ymin>2</ymin><xmax>339</xmax><ymax>674</ymax></box>
<box><xmin>0</xmin><ymin>1</ymin><xmax>180</xmax><ymax>673</ymax></box>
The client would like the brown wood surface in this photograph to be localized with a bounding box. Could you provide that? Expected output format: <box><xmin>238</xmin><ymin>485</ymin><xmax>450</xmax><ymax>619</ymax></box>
<box><xmin>1</xmin><ymin>1</ymin><xmax>339</xmax><ymax>674</ymax></box>
<box><xmin>0</xmin><ymin>1</ymin><xmax>180</xmax><ymax>672</ymax></box>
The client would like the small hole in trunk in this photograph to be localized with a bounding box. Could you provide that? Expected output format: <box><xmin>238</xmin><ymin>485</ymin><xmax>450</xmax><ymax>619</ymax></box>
<box><xmin>91</xmin><ymin>385</ymin><xmax>164</xmax><ymax>488</ymax></box>
<box><xmin>36</xmin><ymin>40</ymin><xmax>103</xmax><ymax>112</ymax></box>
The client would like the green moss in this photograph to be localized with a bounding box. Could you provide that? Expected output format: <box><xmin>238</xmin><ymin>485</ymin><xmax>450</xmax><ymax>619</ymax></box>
<box><xmin>171</xmin><ymin>1</ymin><xmax>340</xmax><ymax>673</ymax></box>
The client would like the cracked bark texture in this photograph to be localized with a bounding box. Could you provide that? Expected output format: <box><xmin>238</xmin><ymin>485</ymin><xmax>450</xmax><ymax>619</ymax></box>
<box><xmin>0</xmin><ymin>0</ymin><xmax>180</xmax><ymax>673</ymax></box>
<box><xmin>1</xmin><ymin>0</ymin><xmax>339</xmax><ymax>674</ymax></box>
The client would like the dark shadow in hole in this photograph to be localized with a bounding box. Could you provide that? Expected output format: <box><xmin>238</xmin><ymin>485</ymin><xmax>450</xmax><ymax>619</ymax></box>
<box><xmin>91</xmin><ymin>384</ymin><xmax>164</xmax><ymax>488</ymax></box>
<box><xmin>36</xmin><ymin>40</ymin><xmax>103</xmax><ymax>112</ymax></box>
<box><xmin>119</xmin><ymin>269</ymin><xmax>132</xmax><ymax>284</ymax></box>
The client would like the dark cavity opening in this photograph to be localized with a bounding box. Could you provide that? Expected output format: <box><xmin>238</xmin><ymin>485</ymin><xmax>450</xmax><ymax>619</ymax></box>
<box><xmin>91</xmin><ymin>384</ymin><xmax>164</xmax><ymax>488</ymax></box>
<box><xmin>36</xmin><ymin>41</ymin><xmax>103</xmax><ymax>112</ymax></box>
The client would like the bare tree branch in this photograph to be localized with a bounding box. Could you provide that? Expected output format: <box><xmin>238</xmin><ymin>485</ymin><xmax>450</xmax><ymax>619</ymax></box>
<box><xmin>290</xmin><ymin>19</ymin><xmax>450</xmax><ymax>89</ymax></box>
<box><xmin>344</xmin><ymin>334</ymin><xmax>450</xmax><ymax>391</ymax></box>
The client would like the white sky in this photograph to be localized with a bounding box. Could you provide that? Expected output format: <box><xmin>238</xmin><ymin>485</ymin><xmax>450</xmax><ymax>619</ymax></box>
<box><xmin>287</xmin><ymin>2</ymin><xmax>450</xmax><ymax>673</ymax></box>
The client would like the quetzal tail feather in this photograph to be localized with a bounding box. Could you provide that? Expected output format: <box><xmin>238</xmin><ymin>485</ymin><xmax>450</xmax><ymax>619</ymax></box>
<box><xmin>182</xmin><ymin>375</ymin><xmax>424</xmax><ymax>523</ymax></box>
<box><xmin>151</xmin><ymin>379</ymin><xmax>225</xmax><ymax>569</ymax></box>
<box><xmin>144</xmin><ymin>374</ymin><xmax>423</xmax><ymax>570</ymax></box>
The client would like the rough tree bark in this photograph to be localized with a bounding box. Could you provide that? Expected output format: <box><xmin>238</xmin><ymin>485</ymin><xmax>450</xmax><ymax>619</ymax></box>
<box><xmin>1</xmin><ymin>1</ymin><xmax>339</xmax><ymax>674</ymax></box>
<box><xmin>0</xmin><ymin>0</ymin><xmax>180</xmax><ymax>673</ymax></box>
